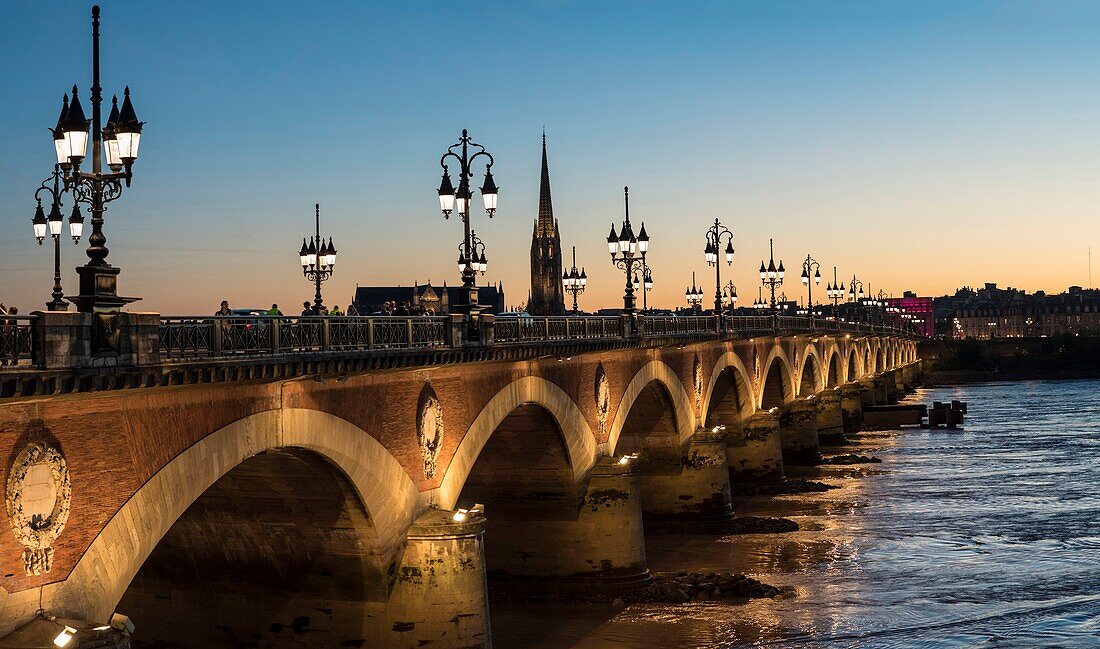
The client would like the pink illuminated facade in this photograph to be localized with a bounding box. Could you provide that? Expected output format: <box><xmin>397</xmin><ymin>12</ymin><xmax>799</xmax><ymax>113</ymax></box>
<box><xmin>887</xmin><ymin>294</ymin><xmax>934</xmax><ymax>337</ymax></box>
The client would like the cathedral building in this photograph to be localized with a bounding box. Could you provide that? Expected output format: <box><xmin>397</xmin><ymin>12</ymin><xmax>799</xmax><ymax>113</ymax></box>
<box><xmin>527</xmin><ymin>134</ymin><xmax>566</xmax><ymax>315</ymax></box>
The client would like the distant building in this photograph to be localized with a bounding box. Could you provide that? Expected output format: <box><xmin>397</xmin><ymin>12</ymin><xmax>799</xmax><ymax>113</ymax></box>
<box><xmin>352</xmin><ymin>281</ymin><xmax>505</xmax><ymax>315</ymax></box>
<box><xmin>527</xmin><ymin>134</ymin><xmax>566</xmax><ymax>316</ymax></box>
<box><xmin>940</xmin><ymin>283</ymin><xmax>1100</xmax><ymax>339</ymax></box>
<box><xmin>887</xmin><ymin>292</ymin><xmax>934</xmax><ymax>337</ymax></box>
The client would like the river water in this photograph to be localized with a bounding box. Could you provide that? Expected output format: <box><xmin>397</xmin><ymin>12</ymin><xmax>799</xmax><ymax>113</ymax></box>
<box><xmin>492</xmin><ymin>380</ymin><xmax>1100</xmax><ymax>648</ymax></box>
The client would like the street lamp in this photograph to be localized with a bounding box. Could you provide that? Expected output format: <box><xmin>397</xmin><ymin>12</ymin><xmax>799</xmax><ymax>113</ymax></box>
<box><xmin>873</xmin><ymin>289</ymin><xmax>892</xmax><ymax>326</ymax></box>
<box><xmin>825</xmin><ymin>266</ymin><xmax>845</xmax><ymax>314</ymax></box>
<box><xmin>298</xmin><ymin>203</ymin><xmax>337</xmax><ymax>312</ymax></box>
<box><xmin>847</xmin><ymin>275</ymin><xmax>865</xmax><ymax>323</ymax></box>
<box><xmin>721</xmin><ymin>281</ymin><xmax>738</xmax><ymax>316</ymax></box>
<box><xmin>607</xmin><ymin>186</ymin><xmax>649</xmax><ymax>314</ymax></box>
<box><xmin>437</xmin><ymin>129</ymin><xmax>497</xmax><ymax>315</ymax></box>
<box><xmin>685</xmin><ymin>271</ymin><xmax>704</xmax><ymax>312</ymax></box>
<box><xmin>847</xmin><ymin>275</ymin><xmax>865</xmax><ymax>303</ymax></box>
<box><xmin>563</xmin><ymin>246</ymin><xmax>587</xmax><ymax>314</ymax></box>
<box><xmin>759</xmin><ymin>238</ymin><xmax>784</xmax><ymax>316</ymax></box>
<box><xmin>799</xmin><ymin>254</ymin><xmax>822</xmax><ymax>312</ymax></box>
<box><xmin>32</xmin><ymin>165</ymin><xmax>83</xmax><ymax>311</ymax></box>
<box><xmin>46</xmin><ymin>6</ymin><xmax>145</xmax><ymax>333</ymax></box>
<box><xmin>633</xmin><ymin>261</ymin><xmax>654</xmax><ymax>312</ymax></box>
<box><xmin>460</xmin><ymin>230</ymin><xmax>488</xmax><ymax>276</ymax></box>
<box><xmin>703</xmin><ymin>218</ymin><xmax>735</xmax><ymax>323</ymax></box>
<box><xmin>752</xmin><ymin>287</ymin><xmax>768</xmax><ymax>310</ymax></box>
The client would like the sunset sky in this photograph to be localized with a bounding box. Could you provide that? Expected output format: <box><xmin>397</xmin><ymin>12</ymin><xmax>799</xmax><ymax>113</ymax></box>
<box><xmin>1</xmin><ymin>0</ymin><xmax>1098</xmax><ymax>314</ymax></box>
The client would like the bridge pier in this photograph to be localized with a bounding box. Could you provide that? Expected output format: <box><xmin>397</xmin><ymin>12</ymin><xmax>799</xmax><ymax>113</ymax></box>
<box><xmin>639</xmin><ymin>427</ymin><xmax>733</xmax><ymax>523</ymax></box>
<box><xmin>872</xmin><ymin>377</ymin><xmax>890</xmax><ymax>405</ymax></box>
<box><xmin>780</xmin><ymin>398</ymin><xmax>821</xmax><ymax>464</ymax></box>
<box><xmin>727</xmin><ymin>409</ymin><xmax>784</xmax><ymax>481</ymax></box>
<box><xmin>882</xmin><ymin>373</ymin><xmax>900</xmax><ymax>404</ymax></box>
<box><xmin>385</xmin><ymin>509</ymin><xmax>491</xmax><ymax>649</ymax></box>
<box><xmin>840</xmin><ymin>383</ymin><xmax>864</xmax><ymax>432</ymax></box>
<box><xmin>858</xmin><ymin>379</ymin><xmax>877</xmax><ymax>408</ymax></box>
<box><xmin>481</xmin><ymin>456</ymin><xmax>649</xmax><ymax>595</ymax></box>
<box><xmin>815</xmin><ymin>388</ymin><xmax>846</xmax><ymax>443</ymax></box>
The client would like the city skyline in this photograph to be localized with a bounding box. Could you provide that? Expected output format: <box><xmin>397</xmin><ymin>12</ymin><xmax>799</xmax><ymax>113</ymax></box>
<box><xmin>2</xmin><ymin>1</ymin><xmax>1099</xmax><ymax>314</ymax></box>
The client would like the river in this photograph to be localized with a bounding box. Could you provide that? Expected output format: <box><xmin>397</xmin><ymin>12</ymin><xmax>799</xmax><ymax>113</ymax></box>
<box><xmin>491</xmin><ymin>380</ymin><xmax>1100</xmax><ymax>648</ymax></box>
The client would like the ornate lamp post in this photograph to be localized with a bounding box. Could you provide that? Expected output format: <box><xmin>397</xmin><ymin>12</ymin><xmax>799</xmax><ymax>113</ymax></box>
<box><xmin>563</xmin><ymin>246</ymin><xmax>587</xmax><ymax>314</ymax></box>
<box><xmin>685</xmin><ymin>271</ymin><xmax>704</xmax><ymax>312</ymax></box>
<box><xmin>846</xmin><ymin>275</ymin><xmax>865</xmax><ymax>303</ymax></box>
<box><xmin>459</xmin><ymin>230</ymin><xmax>489</xmax><ymax>277</ymax></box>
<box><xmin>758</xmin><ymin>238</ymin><xmax>785</xmax><ymax>316</ymax></box>
<box><xmin>872</xmin><ymin>288</ymin><xmax>892</xmax><ymax>326</ymax></box>
<box><xmin>633</xmin><ymin>261</ymin><xmax>654</xmax><ymax>312</ymax></box>
<box><xmin>799</xmin><ymin>254</ymin><xmax>822</xmax><ymax>312</ymax></box>
<box><xmin>606</xmin><ymin>187</ymin><xmax>649</xmax><ymax>314</ymax></box>
<box><xmin>703</xmin><ymin>218</ymin><xmax>735</xmax><ymax>324</ymax></box>
<box><xmin>32</xmin><ymin>165</ymin><xmax>84</xmax><ymax>311</ymax></box>
<box><xmin>847</xmin><ymin>275</ymin><xmax>865</xmax><ymax>323</ymax></box>
<box><xmin>752</xmin><ymin>287</ymin><xmax>768</xmax><ymax>310</ymax></box>
<box><xmin>298</xmin><ymin>204</ymin><xmax>337</xmax><ymax>312</ymax></box>
<box><xmin>46</xmin><ymin>6</ymin><xmax>145</xmax><ymax>349</ymax></box>
<box><xmin>437</xmin><ymin>129</ymin><xmax>498</xmax><ymax>315</ymax></box>
<box><xmin>721</xmin><ymin>280</ymin><xmax>738</xmax><ymax>316</ymax></box>
<box><xmin>825</xmin><ymin>266</ymin><xmax>845</xmax><ymax>314</ymax></box>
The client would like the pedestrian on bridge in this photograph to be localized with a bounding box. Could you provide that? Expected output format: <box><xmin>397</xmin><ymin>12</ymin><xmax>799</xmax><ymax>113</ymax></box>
<box><xmin>267</xmin><ymin>304</ymin><xmax>282</xmax><ymax>316</ymax></box>
<box><xmin>301</xmin><ymin>302</ymin><xmax>315</xmax><ymax>317</ymax></box>
<box><xmin>346</xmin><ymin>304</ymin><xmax>359</xmax><ymax>316</ymax></box>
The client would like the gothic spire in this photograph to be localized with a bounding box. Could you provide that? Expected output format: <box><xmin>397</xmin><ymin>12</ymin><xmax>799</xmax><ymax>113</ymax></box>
<box><xmin>537</xmin><ymin>130</ymin><xmax>554</xmax><ymax>236</ymax></box>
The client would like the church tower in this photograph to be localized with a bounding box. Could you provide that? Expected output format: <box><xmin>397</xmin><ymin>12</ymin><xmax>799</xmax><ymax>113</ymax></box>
<box><xmin>528</xmin><ymin>133</ymin><xmax>566</xmax><ymax>315</ymax></box>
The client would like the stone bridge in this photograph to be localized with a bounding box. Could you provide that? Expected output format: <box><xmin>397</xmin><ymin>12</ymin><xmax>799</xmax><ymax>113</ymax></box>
<box><xmin>0</xmin><ymin>312</ymin><xmax>920</xmax><ymax>647</ymax></box>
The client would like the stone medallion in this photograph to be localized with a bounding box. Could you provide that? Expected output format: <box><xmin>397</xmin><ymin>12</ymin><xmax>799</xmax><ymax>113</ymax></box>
<box><xmin>417</xmin><ymin>385</ymin><xmax>444</xmax><ymax>479</ymax></box>
<box><xmin>6</xmin><ymin>442</ymin><xmax>71</xmax><ymax>576</ymax></box>
<box><xmin>595</xmin><ymin>364</ymin><xmax>611</xmax><ymax>437</ymax></box>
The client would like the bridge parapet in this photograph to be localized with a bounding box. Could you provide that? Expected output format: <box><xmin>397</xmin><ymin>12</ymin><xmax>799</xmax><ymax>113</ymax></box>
<box><xmin>0</xmin><ymin>312</ymin><xmax>919</xmax><ymax>399</ymax></box>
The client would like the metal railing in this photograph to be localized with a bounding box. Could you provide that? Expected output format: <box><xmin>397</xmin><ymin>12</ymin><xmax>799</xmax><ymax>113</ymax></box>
<box><xmin>493</xmin><ymin>316</ymin><xmax>623</xmax><ymax>343</ymax></box>
<box><xmin>726</xmin><ymin>315</ymin><xmax>777</xmax><ymax>334</ymax></box>
<box><xmin>158</xmin><ymin>316</ymin><xmax>450</xmax><ymax>359</ymax></box>
<box><xmin>0</xmin><ymin>316</ymin><xmax>36</xmax><ymax>367</ymax></box>
<box><xmin>641</xmin><ymin>315</ymin><xmax>716</xmax><ymax>336</ymax></box>
<box><xmin>0</xmin><ymin>311</ymin><xmax>919</xmax><ymax>371</ymax></box>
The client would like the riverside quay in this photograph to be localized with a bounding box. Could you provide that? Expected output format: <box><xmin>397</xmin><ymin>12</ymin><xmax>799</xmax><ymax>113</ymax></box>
<box><xmin>0</xmin><ymin>311</ymin><xmax>919</xmax><ymax>646</ymax></box>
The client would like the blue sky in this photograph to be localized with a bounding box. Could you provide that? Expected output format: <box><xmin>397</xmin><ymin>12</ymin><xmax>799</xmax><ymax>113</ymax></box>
<box><xmin>2</xmin><ymin>1</ymin><xmax>1099</xmax><ymax>313</ymax></box>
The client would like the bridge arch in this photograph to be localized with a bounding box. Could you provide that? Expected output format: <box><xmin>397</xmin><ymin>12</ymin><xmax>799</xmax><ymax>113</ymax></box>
<box><xmin>607</xmin><ymin>360</ymin><xmax>696</xmax><ymax>456</ymax></box>
<box><xmin>759</xmin><ymin>346</ymin><xmax>795</xmax><ymax>409</ymax></box>
<box><xmin>54</xmin><ymin>408</ymin><xmax>419</xmax><ymax>626</ymax></box>
<box><xmin>847</xmin><ymin>346</ymin><xmax>861</xmax><ymax>381</ymax></box>
<box><xmin>438</xmin><ymin>375</ymin><xmax>597</xmax><ymax>510</ymax></box>
<box><xmin>796</xmin><ymin>344</ymin><xmax>823</xmax><ymax>397</ymax></box>
<box><xmin>825</xmin><ymin>349</ymin><xmax>843</xmax><ymax>387</ymax></box>
<box><xmin>702</xmin><ymin>351</ymin><xmax>756</xmax><ymax>429</ymax></box>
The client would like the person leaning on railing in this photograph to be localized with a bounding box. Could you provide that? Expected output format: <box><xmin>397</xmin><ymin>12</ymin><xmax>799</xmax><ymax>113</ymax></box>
<box><xmin>215</xmin><ymin>300</ymin><xmax>234</xmax><ymax>351</ymax></box>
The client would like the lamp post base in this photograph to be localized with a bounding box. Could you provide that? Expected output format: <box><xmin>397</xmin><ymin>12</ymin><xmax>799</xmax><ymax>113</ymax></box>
<box><xmin>68</xmin><ymin>264</ymin><xmax>140</xmax><ymax>355</ymax></box>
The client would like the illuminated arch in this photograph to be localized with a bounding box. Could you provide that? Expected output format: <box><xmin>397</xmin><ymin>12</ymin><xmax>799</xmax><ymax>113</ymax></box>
<box><xmin>439</xmin><ymin>376</ymin><xmax>597</xmax><ymax>509</ymax></box>
<box><xmin>607</xmin><ymin>360</ymin><xmax>697</xmax><ymax>455</ymax></box>
<box><xmin>701</xmin><ymin>350</ymin><xmax>757</xmax><ymax>426</ymax></box>
<box><xmin>49</xmin><ymin>409</ymin><xmax>418</xmax><ymax>624</ymax></box>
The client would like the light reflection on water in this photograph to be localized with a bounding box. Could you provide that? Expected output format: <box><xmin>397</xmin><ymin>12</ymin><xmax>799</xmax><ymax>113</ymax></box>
<box><xmin>491</xmin><ymin>380</ymin><xmax>1100</xmax><ymax>647</ymax></box>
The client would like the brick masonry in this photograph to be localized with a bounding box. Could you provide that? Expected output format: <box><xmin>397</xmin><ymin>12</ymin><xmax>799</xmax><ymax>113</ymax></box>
<box><xmin>0</xmin><ymin>334</ymin><xmax>917</xmax><ymax>633</ymax></box>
